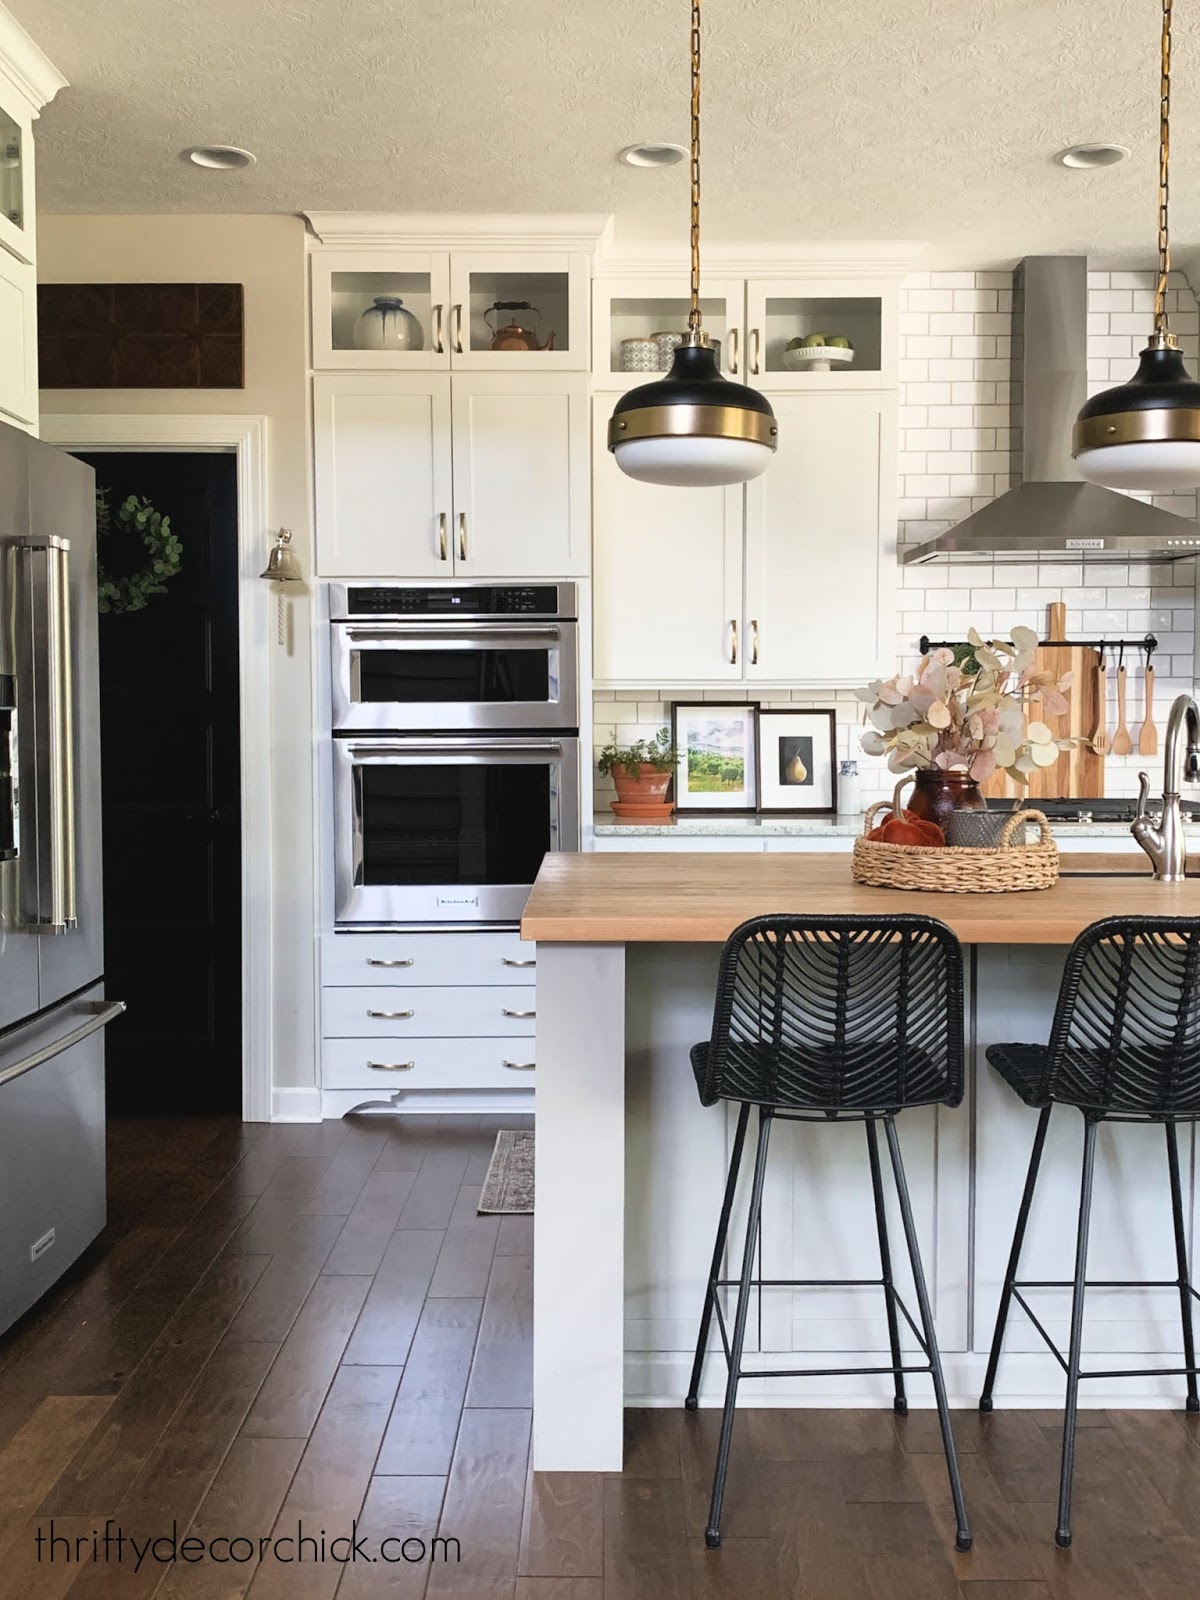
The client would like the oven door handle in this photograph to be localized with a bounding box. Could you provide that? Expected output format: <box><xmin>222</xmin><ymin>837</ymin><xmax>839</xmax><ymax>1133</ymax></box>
<box><xmin>343</xmin><ymin>740</ymin><xmax>564</xmax><ymax>760</ymax></box>
<box><xmin>341</xmin><ymin>624</ymin><xmax>564</xmax><ymax>644</ymax></box>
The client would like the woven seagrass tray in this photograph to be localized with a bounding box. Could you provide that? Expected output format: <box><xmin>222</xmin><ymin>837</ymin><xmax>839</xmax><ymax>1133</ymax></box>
<box><xmin>851</xmin><ymin>790</ymin><xmax>1059</xmax><ymax>894</ymax></box>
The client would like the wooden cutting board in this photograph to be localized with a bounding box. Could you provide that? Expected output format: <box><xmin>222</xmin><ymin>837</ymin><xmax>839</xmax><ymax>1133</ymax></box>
<box><xmin>981</xmin><ymin>603</ymin><xmax>1105</xmax><ymax>800</ymax></box>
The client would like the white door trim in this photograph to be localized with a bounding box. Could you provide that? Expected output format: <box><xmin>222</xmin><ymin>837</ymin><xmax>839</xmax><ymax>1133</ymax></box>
<box><xmin>40</xmin><ymin>413</ymin><xmax>273</xmax><ymax>1122</ymax></box>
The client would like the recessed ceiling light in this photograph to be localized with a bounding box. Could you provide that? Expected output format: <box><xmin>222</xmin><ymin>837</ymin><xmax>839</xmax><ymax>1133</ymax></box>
<box><xmin>618</xmin><ymin>142</ymin><xmax>687</xmax><ymax>168</ymax></box>
<box><xmin>182</xmin><ymin>145</ymin><xmax>256</xmax><ymax>171</ymax></box>
<box><xmin>1055</xmin><ymin>143</ymin><xmax>1130</xmax><ymax>169</ymax></box>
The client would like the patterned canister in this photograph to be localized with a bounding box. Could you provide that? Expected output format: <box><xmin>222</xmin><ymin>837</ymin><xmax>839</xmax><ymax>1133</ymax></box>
<box><xmin>619</xmin><ymin>337</ymin><xmax>659</xmax><ymax>373</ymax></box>
<box><xmin>653</xmin><ymin>330</ymin><xmax>685</xmax><ymax>369</ymax></box>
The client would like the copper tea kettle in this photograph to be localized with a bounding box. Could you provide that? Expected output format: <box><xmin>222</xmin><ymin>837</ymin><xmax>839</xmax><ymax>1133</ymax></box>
<box><xmin>484</xmin><ymin>301</ymin><xmax>556</xmax><ymax>352</ymax></box>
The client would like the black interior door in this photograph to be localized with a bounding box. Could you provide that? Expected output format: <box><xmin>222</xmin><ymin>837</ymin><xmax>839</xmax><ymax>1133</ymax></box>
<box><xmin>76</xmin><ymin>451</ymin><xmax>241</xmax><ymax>1115</ymax></box>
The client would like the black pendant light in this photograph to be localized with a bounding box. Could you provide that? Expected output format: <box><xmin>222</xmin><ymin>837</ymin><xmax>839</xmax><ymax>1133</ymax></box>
<box><xmin>1074</xmin><ymin>0</ymin><xmax>1200</xmax><ymax>490</ymax></box>
<box><xmin>608</xmin><ymin>0</ymin><xmax>778</xmax><ymax>487</ymax></box>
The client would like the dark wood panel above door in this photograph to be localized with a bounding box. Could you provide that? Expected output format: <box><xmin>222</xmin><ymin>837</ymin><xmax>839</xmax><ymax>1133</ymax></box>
<box><xmin>38</xmin><ymin>283</ymin><xmax>244</xmax><ymax>388</ymax></box>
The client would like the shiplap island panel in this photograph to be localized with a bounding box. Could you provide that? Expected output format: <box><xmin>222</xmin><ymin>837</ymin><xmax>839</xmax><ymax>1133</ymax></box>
<box><xmin>521</xmin><ymin>851</ymin><xmax>1200</xmax><ymax>1472</ymax></box>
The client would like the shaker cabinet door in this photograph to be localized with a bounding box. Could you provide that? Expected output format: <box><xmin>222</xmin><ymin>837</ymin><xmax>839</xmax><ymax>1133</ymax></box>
<box><xmin>591</xmin><ymin>402</ymin><xmax>743</xmax><ymax>684</ymax></box>
<box><xmin>0</xmin><ymin>249</ymin><xmax>37</xmax><ymax>428</ymax></box>
<box><xmin>744</xmin><ymin>392</ymin><xmax>896</xmax><ymax>683</ymax></box>
<box><xmin>313</xmin><ymin>374</ymin><xmax>454</xmax><ymax>577</ymax></box>
<box><xmin>449</xmin><ymin>372</ymin><xmax>589</xmax><ymax>577</ymax></box>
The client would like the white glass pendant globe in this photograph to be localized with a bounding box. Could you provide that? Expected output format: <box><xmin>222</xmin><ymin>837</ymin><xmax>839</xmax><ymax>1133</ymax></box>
<box><xmin>611</xmin><ymin>435</ymin><xmax>774</xmax><ymax>487</ymax></box>
<box><xmin>1075</xmin><ymin>440</ymin><xmax>1200</xmax><ymax>492</ymax></box>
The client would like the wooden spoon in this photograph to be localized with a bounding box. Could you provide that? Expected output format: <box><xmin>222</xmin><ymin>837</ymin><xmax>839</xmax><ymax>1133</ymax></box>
<box><xmin>1113</xmin><ymin>664</ymin><xmax>1133</xmax><ymax>756</ymax></box>
<box><xmin>1139</xmin><ymin>663</ymin><xmax>1158</xmax><ymax>757</ymax></box>
<box><xmin>1092</xmin><ymin>654</ymin><xmax>1110</xmax><ymax>755</ymax></box>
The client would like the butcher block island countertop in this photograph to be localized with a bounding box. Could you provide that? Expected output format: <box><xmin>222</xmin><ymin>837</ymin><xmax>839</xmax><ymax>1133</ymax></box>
<box><xmin>520</xmin><ymin>849</ymin><xmax>1200</xmax><ymax>946</ymax></box>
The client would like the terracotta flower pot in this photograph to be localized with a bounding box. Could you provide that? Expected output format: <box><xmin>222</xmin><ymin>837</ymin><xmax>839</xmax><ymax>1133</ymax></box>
<box><xmin>610</xmin><ymin>763</ymin><xmax>674</xmax><ymax>821</ymax></box>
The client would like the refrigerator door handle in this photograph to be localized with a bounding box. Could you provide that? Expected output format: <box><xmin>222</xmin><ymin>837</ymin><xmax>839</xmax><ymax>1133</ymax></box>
<box><xmin>8</xmin><ymin>537</ymin><xmax>76</xmax><ymax>933</ymax></box>
<box><xmin>0</xmin><ymin>999</ymin><xmax>125</xmax><ymax>1090</ymax></box>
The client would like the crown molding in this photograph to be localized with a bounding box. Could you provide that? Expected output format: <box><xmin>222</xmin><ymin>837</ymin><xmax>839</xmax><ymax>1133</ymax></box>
<box><xmin>596</xmin><ymin>239</ymin><xmax>928</xmax><ymax>281</ymax></box>
<box><xmin>0</xmin><ymin>3</ymin><xmax>68</xmax><ymax>113</ymax></box>
<box><xmin>304</xmin><ymin>212</ymin><xmax>616</xmax><ymax>255</ymax></box>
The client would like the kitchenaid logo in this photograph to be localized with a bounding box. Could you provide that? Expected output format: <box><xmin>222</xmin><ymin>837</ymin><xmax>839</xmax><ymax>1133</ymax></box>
<box><xmin>1064</xmin><ymin>538</ymin><xmax>1106</xmax><ymax>549</ymax></box>
<box><xmin>34</xmin><ymin>1521</ymin><xmax>462</xmax><ymax>1572</ymax></box>
<box><xmin>436</xmin><ymin>893</ymin><xmax>480</xmax><ymax>907</ymax></box>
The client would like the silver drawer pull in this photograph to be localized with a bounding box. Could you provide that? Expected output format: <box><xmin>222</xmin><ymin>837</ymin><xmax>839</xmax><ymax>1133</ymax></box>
<box><xmin>501</xmin><ymin>957</ymin><xmax>536</xmax><ymax>968</ymax></box>
<box><xmin>367</xmin><ymin>1008</ymin><xmax>415</xmax><ymax>1019</ymax></box>
<box><xmin>367</xmin><ymin>958</ymin><xmax>414</xmax><ymax>968</ymax></box>
<box><xmin>501</xmin><ymin>1007</ymin><xmax>536</xmax><ymax>1019</ymax></box>
<box><xmin>369</xmin><ymin>1061</ymin><xmax>416</xmax><ymax>1072</ymax></box>
<box><xmin>502</xmin><ymin>1060</ymin><xmax>536</xmax><ymax>1072</ymax></box>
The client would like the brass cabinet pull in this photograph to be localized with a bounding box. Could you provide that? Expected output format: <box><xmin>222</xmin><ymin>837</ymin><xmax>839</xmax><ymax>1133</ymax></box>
<box><xmin>501</xmin><ymin>956</ymin><xmax>536</xmax><ymax>968</ymax></box>
<box><xmin>727</xmin><ymin>327</ymin><xmax>739</xmax><ymax>374</ymax></box>
<box><xmin>502</xmin><ymin>1060</ymin><xmax>536</xmax><ymax>1071</ymax></box>
<box><xmin>501</xmin><ymin>1007</ymin><xmax>536</xmax><ymax>1019</ymax></box>
<box><xmin>367</xmin><ymin>1008</ymin><xmax>415</xmax><ymax>1019</ymax></box>
<box><xmin>368</xmin><ymin>1061</ymin><xmax>416</xmax><ymax>1072</ymax></box>
<box><xmin>437</xmin><ymin>513</ymin><xmax>448</xmax><ymax>562</ymax></box>
<box><xmin>749</xmin><ymin>327</ymin><xmax>761</xmax><ymax>376</ymax></box>
<box><xmin>367</xmin><ymin>957</ymin><xmax>414</xmax><ymax>968</ymax></box>
<box><xmin>452</xmin><ymin>303</ymin><xmax>464</xmax><ymax>354</ymax></box>
<box><xmin>750</xmin><ymin>618</ymin><xmax>760</xmax><ymax>665</ymax></box>
<box><xmin>457</xmin><ymin>512</ymin><xmax>468</xmax><ymax>561</ymax></box>
<box><xmin>728</xmin><ymin>619</ymin><xmax>738</xmax><ymax>665</ymax></box>
<box><xmin>432</xmin><ymin>303</ymin><xmax>444</xmax><ymax>354</ymax></box>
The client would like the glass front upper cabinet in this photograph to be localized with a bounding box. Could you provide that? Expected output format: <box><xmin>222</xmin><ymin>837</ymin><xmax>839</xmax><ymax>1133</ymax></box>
<box><xmin>744</xmin><ymin>279</ymin><xmax>894</xmax><ymax>388</ymax></box>
<box><xmin>592</xmin><ymin>277</ymin><xmax>745</xmax><ymax>386</ymax></box>
<box><xmin>311</xmin><ymin>250</ymin><xmax>587</xmax><ymax>370</ymax></box>
<box><xmin>0</xmin><ymin>99</ymin><xmax>33</xmax><ymax>266</ymax></box>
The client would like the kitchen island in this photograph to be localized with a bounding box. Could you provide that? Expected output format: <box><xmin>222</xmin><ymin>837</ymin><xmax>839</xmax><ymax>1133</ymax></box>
<box><xmin>520</xmin><ymin>852</ymin><xmax>1200</xmax><ymax>1471</ymax></box>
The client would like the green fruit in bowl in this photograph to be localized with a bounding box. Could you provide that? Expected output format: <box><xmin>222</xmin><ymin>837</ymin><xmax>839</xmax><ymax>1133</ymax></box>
<box><xmin>785</xmin><ymin>335</ymin><xmax>807</xmax><ymax>350</ymax></box>
<box><xmin>801</xmin><ymin>332</ymin><xmax>827</xmax><ymax>347</ymax></box>
<box><xmin>828</xmin><ymin>335</ymin><xmax>852</xmax><ymax>348</ymax></box>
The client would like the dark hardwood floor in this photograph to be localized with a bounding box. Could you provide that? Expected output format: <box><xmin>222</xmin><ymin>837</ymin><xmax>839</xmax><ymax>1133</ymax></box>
<box><xmin>1</xmin><ymin>1114</ymin><xmax>1199</xmax><ymax>1598</ymax></box>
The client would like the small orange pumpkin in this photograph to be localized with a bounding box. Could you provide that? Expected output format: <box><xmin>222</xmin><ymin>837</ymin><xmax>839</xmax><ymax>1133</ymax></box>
<box><xmin>866</xmin><ymin>807</ymin><xmax>945</xmax><ymax>848</ymax></box>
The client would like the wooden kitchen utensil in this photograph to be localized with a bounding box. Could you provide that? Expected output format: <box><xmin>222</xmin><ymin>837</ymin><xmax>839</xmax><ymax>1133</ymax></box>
<box><xmin>1139</xmin><ymin>662</ymin><xmax>1158</xmax><ymax>756</ymax></box>
<box><xmin>981</xmin><ymin>602</ymin><xmax>1105</xmax><ymax>800</ymax></box>
<box><xmin>1113</xmin><ymin>662</ymin><xmax>1133</xmax><ymax>755</ymax></box>
<box><xmin>1092</xmin><ymin>653</ymin><xmax>1110</xmax><ymax>755</ymax></box>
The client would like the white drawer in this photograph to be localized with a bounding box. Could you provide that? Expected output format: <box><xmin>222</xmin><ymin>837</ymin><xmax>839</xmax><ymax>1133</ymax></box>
<box><xmin>322</xmin><ymin>984</ymin><xmax>536</xmax><ymax>1039</ymax></box>
<box><xmin>321</xmin><ymin>930</ymin><xmax>536</xmax><ymax>987</ymax></box>
<box><xmin>322</xmin><ymin>1036</ymin><xmax>536</xmax><ymax>1091</ymax></box>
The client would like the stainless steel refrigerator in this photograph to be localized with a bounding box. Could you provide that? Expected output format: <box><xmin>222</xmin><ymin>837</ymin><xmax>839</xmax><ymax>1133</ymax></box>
<box><xmin>0</xmin><ymin>420</ymin><xmax>122</xmax><ymax>1335</ymax></box>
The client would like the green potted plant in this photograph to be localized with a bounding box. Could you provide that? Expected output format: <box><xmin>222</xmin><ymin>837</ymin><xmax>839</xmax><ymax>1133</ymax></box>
<box><xmin>597</xmin><ymin>726</ymin><xmax>678</xmax><ymax>819</ymax></box>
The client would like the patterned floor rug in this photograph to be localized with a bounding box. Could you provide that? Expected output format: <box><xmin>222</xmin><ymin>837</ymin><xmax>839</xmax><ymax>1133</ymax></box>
<box><xmin>478</xmin><ymin>1129</ymin><xmax>535</xmax><ymax>1214</ymax></box>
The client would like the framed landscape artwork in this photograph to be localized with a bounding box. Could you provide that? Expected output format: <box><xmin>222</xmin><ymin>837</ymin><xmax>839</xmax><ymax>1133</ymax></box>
<box><xmin>756</xmin><ymin>708</ymin><xmax>838</xmax><ymax>814</ymax></box>
<box><xmin>671</xmin><ymin>702</ymin><xmax>759</xmax><ymax>813</ymax></box>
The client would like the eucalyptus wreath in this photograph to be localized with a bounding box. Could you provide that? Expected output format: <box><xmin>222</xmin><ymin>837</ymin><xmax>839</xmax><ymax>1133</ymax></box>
<box><xmin>95</xmin><ymin>491</ymin><xmax>182</xmax><ymax>615</ymax></box>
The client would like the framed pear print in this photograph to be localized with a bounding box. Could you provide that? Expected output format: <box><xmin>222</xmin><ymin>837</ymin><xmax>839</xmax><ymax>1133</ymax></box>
<box><xmin>756</xmin><ymin>709</ymin><xmax>837</xmax><ymax>814</ymax></box>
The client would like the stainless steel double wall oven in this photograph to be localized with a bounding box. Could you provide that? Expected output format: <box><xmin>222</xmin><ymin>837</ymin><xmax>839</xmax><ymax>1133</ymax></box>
<box><xmin>330</xmin><ymin>582</ymin><xmax>580</xmax><ymax>926</ymax></box>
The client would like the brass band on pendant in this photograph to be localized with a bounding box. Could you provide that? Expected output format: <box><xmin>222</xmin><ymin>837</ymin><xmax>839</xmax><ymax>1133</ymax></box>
<box><xmin>608</xmin><ymin>403</ymin><xmax>779</xmax><ymax>450</ymax></box>
<box><xmin>1073</xmin><ymin>407</ymin><xmax>1200</xmax><ymax>453</ymax></box>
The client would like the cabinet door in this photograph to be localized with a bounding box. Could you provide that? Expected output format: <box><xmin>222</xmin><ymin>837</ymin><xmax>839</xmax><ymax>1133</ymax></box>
<box><xmin>744</xmin><ymin>393</ymin><xmax>896</xmax><ymax>683</ymax></box>
<box><xmin>448</xmin><ymin>251</ymin><xmax>587</xmax><ymax>370</ymax></box>
<box><xmin>0</xmin><ymin>248</ymin><xmax>37</xmax><ymax>428</ymax></box>
<box><xmin>450</xmin><ymin>372</ymin><xmax>589</xmax><ymax>577</ymax></box>
<box><xmin>313</xmin><ymin>375</ymin><xmax>453</xmax><ymax>577</ymax></box>
<box><xmin>744</xmin><ymin>276</ymin><xmax>896</xmax><ymax>390</ymax></box>
<box><xmin>591</xmin><ymin>275</ymin><xmax>746</xmax><ymax>385</ymax></box>
<box><xmin>592</xmin><ymin>401</ymin><xmax>743</xmax><ymax>683</ymax></box>
<box><xmin>0</xmin><ymin>96</ymin><xmax>34</xmax><ymax>266</ymax></box>
<box><xmin>310</xmin><ymin>250</ymin><xmax>452</xmax><ymax>371</ymax></box>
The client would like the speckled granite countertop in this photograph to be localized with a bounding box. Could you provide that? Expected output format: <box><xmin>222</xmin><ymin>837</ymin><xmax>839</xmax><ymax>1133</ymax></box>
<box><xmin>590</xmin><ymin>813</ymin><xmax>1195</xmax><ymax>842</ymax></box>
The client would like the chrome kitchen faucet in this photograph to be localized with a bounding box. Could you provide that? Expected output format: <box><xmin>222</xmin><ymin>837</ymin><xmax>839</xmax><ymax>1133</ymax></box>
<box><xmin>1132</xmin><ymin>694</ymin><xmax>1200</xmax><ymax>880</ymax></box>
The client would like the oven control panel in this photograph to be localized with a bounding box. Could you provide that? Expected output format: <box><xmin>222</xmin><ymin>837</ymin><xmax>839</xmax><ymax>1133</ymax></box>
<box><xmin>345</xmin><ymin>585</ymin><xmax>565</xmax><ymax>617</ymax></box>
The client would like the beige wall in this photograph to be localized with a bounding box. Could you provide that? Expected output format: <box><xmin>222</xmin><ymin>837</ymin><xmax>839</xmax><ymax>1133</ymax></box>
<box><xmin>37</xmin><ymin>213</ymin><xmax>317</xmax><ymax>1099</ymax></box>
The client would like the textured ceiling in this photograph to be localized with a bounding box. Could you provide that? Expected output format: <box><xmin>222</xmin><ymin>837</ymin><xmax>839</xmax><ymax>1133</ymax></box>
<box><xmin>14</xmin><ymin>0</ymin><xmax>1200</xmax><ymax>268</ymax></box>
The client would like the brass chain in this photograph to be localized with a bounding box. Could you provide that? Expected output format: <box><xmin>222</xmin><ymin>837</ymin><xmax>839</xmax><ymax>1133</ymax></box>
<box><xmin>689</xmin><ymin>0</ymin><xmax>702</xmax><ymax>330</ymax></box>
<box><xmin>1155</xmin><ymin>0</ymin><xmax>1173</xmax><ymax>334</ymax></box>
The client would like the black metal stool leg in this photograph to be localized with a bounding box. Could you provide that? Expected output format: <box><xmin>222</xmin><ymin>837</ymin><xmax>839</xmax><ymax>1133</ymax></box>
<box><xmin>865</xmin><ymin>1114</ymin><xmax>907</xmax><ymax>1415</ymax></box>
<box><xmin>980</xmin><ymin>1103</ymin><xmax>1052</xmax><ymax>1412</ymax></box>
<box><xmin>1056</xmin><ymin>1117</ymin><xmax>1098</xmax><ymax>1549</ymax></box>
<box><xmin>686</xmin><ymin>1101</ymin><xmax>752</xmax><ymax>1411</ymax></box>
<box><xmin>706</xmin><ymin>1107</ymin><xmax>772</xmax><ymax>1550</ymax></box>
<box><xmin>884</xmin><ymin>1115</ymin><xmax>972</xmax><ymax>1553</ymax></box>
<box><xmin>1164</xmin><ymin>1117</ymin><xmax>1200</xmax><ymax>1415</ymax></box>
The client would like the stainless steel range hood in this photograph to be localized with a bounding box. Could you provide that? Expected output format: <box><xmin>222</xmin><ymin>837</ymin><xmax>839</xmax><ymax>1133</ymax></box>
<box><xmin>902</xmin><ymin>256</ymin><xmax>1200</xmax><ymax>565</ymax></box>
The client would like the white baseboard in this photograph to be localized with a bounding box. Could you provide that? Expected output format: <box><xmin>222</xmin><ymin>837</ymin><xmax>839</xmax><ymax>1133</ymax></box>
<box><xmin>626</xmin><ymin>1350</ymin><xmax>1190</xmax><ymax>1409</ymax></box>
<box><xmin>321</xmin><ymin>1087</ymin><xmax>535</xmax><ymax>1118</ymax></box>
<box><xmin>271</xmin><ymin>1086</ymin><xmax>324</xmax><ymax>1123</ymax></box>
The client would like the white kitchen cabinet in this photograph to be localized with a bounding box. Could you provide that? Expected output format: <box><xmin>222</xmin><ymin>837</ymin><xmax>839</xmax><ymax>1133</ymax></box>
<box><xmin>0</xmin><ymin>248</ymin><xmax>36</xmax><ymax>426</ymax></box>
<box><xmin>744</xmin><ymin>276</ymin><xmax>895</xmax><ymax>390</ymax></box>
<box><xmin>745</xmin><ymin>393</ymin><xmax>897</xmax><ymax>682</ymax></box>
<box><xmin>0</xmin><ymin>92</ymin><xmax>33</xmax><ymax>266</ymax></box>
<box><xmin>591</xmin><ymin>402</ymin><xmax>743</xmax><ymax>682</ymax></box>
<box><xmin>451</xmin><ymin>372</ymin><xmax>590</xmax><ymax>577</ymax></box>
<box><xmin>313</xmin><ymin>374</ymin><xmax>453</xmax><ymax>577</ymax></box>
<box><xmin>311</xmin><ymin>249</ymin><xmax>451</xmax><ymax>371</ymax></box>
<box><xmin>591</xmin><ymin>274</ymin><xmax>745</xmax><ymax>387</ymax></box>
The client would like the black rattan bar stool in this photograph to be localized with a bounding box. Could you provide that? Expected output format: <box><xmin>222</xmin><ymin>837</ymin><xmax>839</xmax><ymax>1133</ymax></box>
<box><xmin>685</xmin><ymin>913</ymin><xmax>972</xmax><ymax>1552</ymax></box>
<box><xmin>979</xmin><ymin>915</ymin><xmax>1200</xmax><ymax>1549</ymax></box>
